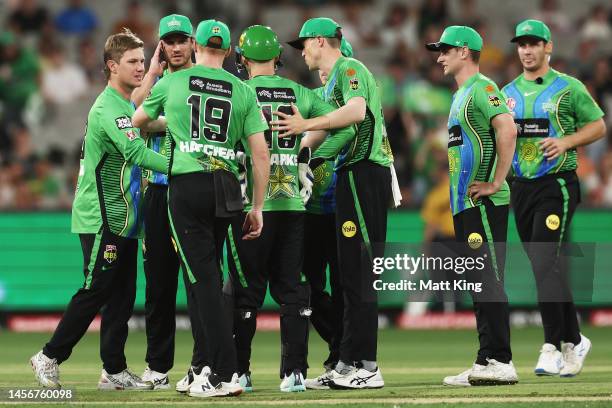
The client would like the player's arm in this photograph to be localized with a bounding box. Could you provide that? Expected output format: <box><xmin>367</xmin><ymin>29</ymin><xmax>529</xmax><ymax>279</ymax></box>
<box><xmin>131</xmin><ymin>41</ymin><xmax>166</xmax><ymax>107</ymax></box>
<box><xmin>301</xmin><ymin>130</ymin><xmax>327</xmax><ymax>149</ymax></box>
<box><xmin>140</xmin><ymin>116</ymin><xmax>167</xmax><ymax>134</ymax></box>
<box><xmin>100</xmin><ymin>112</ymin><xmax>168</xmax><ymax>174</ymax></box>
<box><xmin>132</xmin><ymin>74</ymin><xmax>168</xmax><ymax>129</ymax></box>
<box><xmin>540</xmin><ymin>82</ymin><xmax>606</xmax><ymax>160</ymax></box>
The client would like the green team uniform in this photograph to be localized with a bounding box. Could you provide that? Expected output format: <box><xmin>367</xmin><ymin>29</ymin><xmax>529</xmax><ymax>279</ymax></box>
<box><xmin>142</xmin><ymin>65</ymin><xmax>269</xmax><ymax>177</ymax></box>
<box><xmin>72</xmin><ymin>86</ymin><xmax>169</xmax><ymax>239</ymax></box>
<box><xmin>244</xmin><ymin>75</ymin><xmax>341</xmax><ymax>212</ymax></box>
<box><xmin>501</xmin><ymin>69</ymin><xmax>604</xmax><ymax>179</ymax></box>
<box><xmin>144</xmin><ymin>69</ymin><xmax>172</xmax><ymax>185</ymax></box>
<box><xmin>447</xmin><ymin>73</ymin><xmax>510</xmax><ymax>215</ymax></box>
<box><xmin>313</xmin><ymin>56</ymin><xmax>393</xmax><ymax>169</ymax></box>
<box><xmin>307</xmin><ymin>87</ymin><xmax>336</xmax><ymax>214</ymax></box>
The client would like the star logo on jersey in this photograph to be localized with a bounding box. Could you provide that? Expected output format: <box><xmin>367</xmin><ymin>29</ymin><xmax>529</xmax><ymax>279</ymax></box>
<box><xmin>267</xmin><ymin>164</ymin><xmax>296</xmax><ymax>199</ymax></box>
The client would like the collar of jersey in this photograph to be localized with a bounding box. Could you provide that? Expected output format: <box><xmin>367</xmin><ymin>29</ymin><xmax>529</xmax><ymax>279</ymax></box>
<box><xmin>519</xmin><ymin>68</ymin><xmax>557</xmax><ymax>86</ymax></box>
<box><xmin>458</xmin><ymin>72</ymin><xmax>480</xmax><ymax>91</ymax></box>
<box><xmin>106</xmin><ymin>85</ymin><xmax>131</xmax><ymax>104</ymax></box>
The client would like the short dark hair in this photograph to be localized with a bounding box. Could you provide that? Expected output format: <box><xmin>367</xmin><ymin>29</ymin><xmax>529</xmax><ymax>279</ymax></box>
<box><xmin>469</xmin><ymin>50</ymin><xmax>480</xmax><ymax>63</ymax></box>
<box><xmin>326</xmin><ymin>37</ymin><xmax>341</xmax><ymax>49</ymax></box>
<box><xmin>103</xmin><ymin>29</ymin><xmax>143</xmax><ymax>79</ymax></box>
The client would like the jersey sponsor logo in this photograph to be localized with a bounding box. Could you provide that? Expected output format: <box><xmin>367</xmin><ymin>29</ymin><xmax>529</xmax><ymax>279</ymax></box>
<box><xmin>448</xmin><ymin>125</ymin><xmax>463</xmax><ymax>148</ymax></box>
<box><xmin>115</xmin><ymin>116</ymin><xmax>133</xmax><ymax>129</ymax></box>
<box><xmin>179</xmin><ymin>141</ymin><xmax>236</xmax><ymax>159</ymax></box>
<box><xmin>269</xmin><ymin>153</ymin><xmax>297</xmax><ymax>166</ymax></box>
<box><xmin>349</xmin><ymin>78</ymin><xmax>359</xmax><ymax>90</ymax></box>
<box><xmin>468</xmin><ymin>232</ymin><xmax>483</xmax><ymax>249</ymax></box>
<box><xmin>342</xmin><ymin>220</ymin><xmax>357</xmax><ymax>238</ymax></box>
<box><xmin>524</xmin><ymin>91</ymin><xmax>537</xmax><ymax>97</ymax></box>
<box><xmin>124</xmin><ymin>129</ymin><xmax>137</xmax><ymax>141</ymax></box>
<box><xmin>346</xmin><ymin>68</ymin><xmax>356</xmax><ymax>77</ymax></box>
<box><xmin>488</xmin><ymin>95</ymin><xmax>502</xmax><ymax>107</ymax></box>
<box><xmin>519</xmin><ymin>141</ymin><xmax>538</xmax><ymax>162</ymax></box>
<box><xmin>255</xmin><ymin>87</ymin><xmax>297</xmax><ymax>103</ymax></box>
<box><xmin>448</xmin><ymin>150</ymin><xmax>459</xmax><ymax>174</ymax></box>
<box><xmin>506</xmin><ymin>97</ymin><xmax>516</xmax><ymax>111</ymax></box>
<box><xmin>515</xmin><ymin>119</ymin><xmax>550</xmax><ymax>138</ymax></box>
<box><xmin>546</xmin><ymin>214</ymin><xmax>560</xmax><ymax>230</ymax></box>
<box><xmin>104</xmin><ymin>244</ymin><xmax>117</xmax><ymax>263</ymax></box>
<box><xmin>189</xmin><ymin>76</ymin><xmax>233</xmax><ymax>97</ymax></box>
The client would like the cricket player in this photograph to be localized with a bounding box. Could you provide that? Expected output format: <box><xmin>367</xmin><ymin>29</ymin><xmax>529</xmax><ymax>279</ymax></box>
<box><xmin>277</xmin><ymin>17</ymin><xmax>395</xmax><ymax>389</ymax></box>
<box><xmin>226</xmin><ymin>25</ymin><xmax>354</xmax><ymax>392</ymax></box>
<box><xmin>502</xmin><ymin>19</ymin><xmax>605</xmax><ymax>377</ymax></box>
<box><xmin>133</xmin><ymin>19</ymin><xmax>270</xmax><ymax>398</ymax></box>
<box><xmin>128</xmin><ymin>14</ymin><xmax>208</xmax><ymax>392</ymax></box>
<box><xmin>425</xmin><ymin>25</ymin><xmax>518</xmax><ymax>386</ymax></box>
<box><xmin>302</xmin><ymin>38</ymin><xmax>352</xmax><ymax>390</ymax></box>
<box><xmin>30</xmin><ymin>30</ymin><xmax>169</xmax><ymax>390</ymax></box>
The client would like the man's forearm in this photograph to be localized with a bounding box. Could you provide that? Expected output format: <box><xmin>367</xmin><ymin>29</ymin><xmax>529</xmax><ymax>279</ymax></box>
<box><xmin>564</xmin><ymin>118</ymin><xmax>606</xmax><ymax>149</ymax></box>
<box><xmin>306</xmin><ymin>98</ymin><xmax>366</xmax><ymax>131</ymax></box>
<box><xmin>131</xmin><ymin>71</ymin><xmax>157</xmax><ymax>107</ymax></box>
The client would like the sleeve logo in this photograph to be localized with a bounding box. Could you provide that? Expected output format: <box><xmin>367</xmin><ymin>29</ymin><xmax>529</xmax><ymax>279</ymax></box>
<box><xmin>115</xmin><ymin>116</ymin><xmax>133</xmax><ymax>129</ymax></box>
<box><xmin>485</xmin><ymin>84</ymin><xmax>495</xmax><ymax>93</ymax></box>
<box><xmin>488</xmin><ymin>95</ymin><xmax>502</xmax><ymax>107</ymax></box>
<box><xmin>346</xmin><ymin>68</ymin><xmax>356</xmax><ymax>77</ymax></box>
<box><xmin>124</xmin><ymin>129</ymin><xmax>137</xmax><ymax>141</ymax></box>
<box><xmin>349</xmin><ymin>78</ymin><xmax>359</xmax><ymax>90</ymax></box>
<box><xmin>506</xmin><ymin>97</ymin><xmax>516</xmax><ymax>111</ymax></box>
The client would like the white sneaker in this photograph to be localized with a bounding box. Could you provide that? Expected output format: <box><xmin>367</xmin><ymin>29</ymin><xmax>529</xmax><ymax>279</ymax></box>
<box><xmin>30</xmin><ymin>351</ymin><xmax>61</xmax><ymax>389</ymax></box>
<box><xmin>188</xmin><ymin>372</ymin><xmax>242</xmax><ymax>398</ymax></box>
<box><xmin>97</xmin><ymin>369</ymin><xmax>154</xmax><ymax>390</ymax></box>
<box><xmin>280</xmin><ymin>370</ymin><xmax>306</xmax><ymax>392</ymax></box>
<box><xmin>560</xmin><ymin>334</ymin><xmax>592</xmax><ymax>377</ymax></box>
<box><xmin>176</xmin><ymin>366</ymin><xmax>199</xmax><ymax>393</ymax></box>
<box><xmin>535</xmin><ymin>343</ymin><xmax>563</xmax><ymax>376</ymax></box>
<box><xmin>185</xmin><ymin>366</ymin><xmax>211</xmax><ymax>394</ymax></box>
<box><xmin>238</xmin><ymin>371</ymin><xmax>253</xmax><ymax>392</ymax></box>
<box><xmin>141</xmin><ymin>366</ymin><xmax>170</xmax><ymax>390</ymax></box>
<box><xmin>304</xmin><ymin>368</ymin><xmax>342</xmax><ymax>390</ymax></box>
<box><xmin>468</xmin><ymin>359</ymin><xmax>518</xmax><ymax>385</ymax></box>
<box><xmin>329</xmin><ymin>367</ymin><xmax>384</xmax><ymax>389</ymax></box>
<box><xmin>442</xmin><ymin>364</ymin><xmax>486</xmax><ymax>386</ymax></box>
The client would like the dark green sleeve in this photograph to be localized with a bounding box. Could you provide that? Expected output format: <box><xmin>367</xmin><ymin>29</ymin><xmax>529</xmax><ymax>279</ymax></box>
<box><xmin>571</xmin><ymin>80</ymin><xmax>604</xmax><ymax>129</ymax></box>
<box><xmin>100</xmin><ymin>110</ymin><xmax>168</xmax><ymax>174</ymax></box>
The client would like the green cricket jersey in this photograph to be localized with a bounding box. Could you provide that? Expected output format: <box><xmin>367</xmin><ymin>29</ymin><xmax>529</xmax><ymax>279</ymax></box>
<box><xmin>72</xmin><ymin>86</ymin><xmax>169</xmax><ymax>238</ymax></box>
<box><xmin>502</xmin><ymin>69</ymin><xmax>604</xmax><ymax>179</ymax></box>
<box><xmin>144</xmin><ymin>69</ymin><xmax>170</xmax><ymax>185</ymax></box>
<box><xmin>307</xmin><ymin>86</ymin><xmax>336</xmax><ymax>215</ymax></box>
<box><xmin>313</xmin><ymin>56</ymin><xmax>394</xmax><ymax>170</ymax></box>
<box><xmin>447</xmin><ymin>73</ymin><xmax>510</xmax><ymax>215</ymax></box>
<box><xmin>244</xmin><ymin>75</ymin><xmax>342</xmax><ymax>212</ymax></box>
<box><xmin>142</xmin><ymin>65</ymin><xmax>269</xmax><ymax>178</ymax></box>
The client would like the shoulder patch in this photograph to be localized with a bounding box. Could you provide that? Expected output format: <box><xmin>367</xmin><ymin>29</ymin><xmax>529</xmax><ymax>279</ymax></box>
<box><xmin>349</xmin><ymin>78</ymin><xmax>359</xmax><ymax>90</ymax></box>
<box><xmin>488</xmin><ymin>95</ymin><xmax>502</xmax><ymax>107</ymax></box>
<box><xmin>346</xmin><ymin>68</ymin><xmax>356</xmax><ymax>77</ymax></box>
<box><xmin>485</xmin><ymin>84</ymin><xmax>495</xmax><ymax>93</ymax></box>
<box><xmin>124</xmin><ymin>129</ymin><xmax>137</xmax><ymax>141</ymax></box>
<box><xmin>115</xmin><ymin>116</ymin><xmax>133</xmax><ymax>130</ymax></box>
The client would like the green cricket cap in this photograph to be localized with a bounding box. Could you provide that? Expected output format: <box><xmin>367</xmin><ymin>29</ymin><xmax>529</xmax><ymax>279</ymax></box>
<box><xmin>288</xmin><ymin>17</ymin><xmax>342</xmax><ymax>50</ymax></box>
<box><xmin>159</xmin><ymin>14</ymin><xmax>193</xmax><ymax>39</ymax></box>
<box><xmin>195</xmin><ymin>19</ymin><xmax>231</xmax><ymax>50</ymax></box>
<box><xmin>340</xmin><ymin>38</ymin><xmax>353</xmax><ymax>57</ymax></box>
<box><xmin>425</xmin><ymin>25</ymin><xmax>483</xmax><ymax>52</ymax></box>
<box><xmin>236</xmin><ymin>25</ymin><xmax>282</xmax><ymax>61</ymax></box>
<box><xmin>511</xmin><ymin>19</ymin><xmax>551</xmax><ymax>43</ymax></box>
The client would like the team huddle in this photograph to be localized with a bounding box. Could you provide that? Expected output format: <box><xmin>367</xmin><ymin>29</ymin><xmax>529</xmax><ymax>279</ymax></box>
<box><xmin>29</xmin><ymin>12</ymin><xmax>604</xmax><ymax>398</ymax></box>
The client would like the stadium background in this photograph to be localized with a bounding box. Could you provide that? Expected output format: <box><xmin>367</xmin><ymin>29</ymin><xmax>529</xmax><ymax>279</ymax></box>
<box><xmin>1</xmin><ymin>0</ymin><xmax>612</xmax><ymax>324</ymax></box>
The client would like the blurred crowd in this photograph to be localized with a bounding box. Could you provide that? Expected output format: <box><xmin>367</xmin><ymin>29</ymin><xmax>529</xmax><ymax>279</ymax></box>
<box><xmin>1</xmin><ymin>0</ymin><xmax>612</xmax><ymax>210</ymax></box>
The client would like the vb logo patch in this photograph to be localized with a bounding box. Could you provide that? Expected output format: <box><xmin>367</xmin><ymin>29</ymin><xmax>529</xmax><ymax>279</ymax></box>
<box><xmin>104</xmin><ymin>245</ymin><xmax>117</xmax><ymax>263</ymax></box>
<box><xmin>342</xmin><ymin>220</ymin><xmax>357</xmax><ymax>238</ymax></box>
<box><xmin>468</xmin><ymin>232</ymin><xmax>483</xmax><ymax>249</ymax></box>
<box><xmin>349</xmin><ymin>78</ymin><xmax>359</xmax><ymax>90</ymax></box>
<box><xmin>546</xmin><ymin>214</ymin><xmax>560</xmax><ymax>230</ymax></box>
<box><xmin>488</xmin><ymin>95</ymin><xmax>502</xmax><ymax>107</ymax></box>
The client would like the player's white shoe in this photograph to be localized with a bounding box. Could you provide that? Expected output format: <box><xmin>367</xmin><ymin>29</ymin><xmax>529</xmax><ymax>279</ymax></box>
<box><xmin>188</xmin><ymin>373</ymin><xmax>242</xmax><ymax>398</ymax></box>
<box><xmin>468</xmin><ymin>359</ymin><xmax>518</xmax><ymax>385</ymax></box>
<box><xmin>30</xmin><ymin>351</ymin><xmax>61</xmax><ymax>389</ymax></box>
<box><xmin>280</xmin><ymin>369</ymin><xmax>306</xmax><ymax>392</ymax></box>
<box><xmin>560</xmin><ymin>334</ymin><xmax>591</xmax><ymax>377</ymax></box>
<box><xmin>141</xmin><ymin>366</ymin><xmax>170</xmax><ymax>390</ymax></box>
<box><xmin>329</xmin><ymin>367</ymin><xmax>384</xmax><ymax>389</ymax></box>
<box><xmin>183</xmin><ymin>366</ymin><xmax>211</xmax><ymax>393</ymax></box>
<box><xmin>97</xmin><ymin>368</ymin><xmax>154</xmax><ymax>390</ymax></box>
<box><xmin>535</xmin><ymin>343</ymin><xmax>563</xmax><ymax>376</ymax></box>
<box><xmin>304</xmin><ymin>368</ymin><xmax>343</xmax><ymax>390</ymax></box>
<box><xmin>442</xmin><ymin>364</ymin><xmax>486</xmax><ymax>386</ymax></box>
<box><xmin>238</xmin><ymin>371</ymin><xmax>253</xmax><ymax>392</ymax></box>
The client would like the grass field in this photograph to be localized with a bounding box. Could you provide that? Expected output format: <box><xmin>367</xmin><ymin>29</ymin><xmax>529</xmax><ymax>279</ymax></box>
<box><xmin>1</xmin><ymin>327</ymin><xmax>611</xmax><ymax>407</ymax></box>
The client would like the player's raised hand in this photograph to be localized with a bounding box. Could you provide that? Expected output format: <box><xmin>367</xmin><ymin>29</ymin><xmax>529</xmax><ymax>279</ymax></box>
<box><xmin>242</xmin><ymin>209</ymin><xmax>263</xmax><ymax>240</ymax></box>
<box><xmin>468</xmin><ymin>181</ymin><xmax>500</xmax><ymax>200</ymax></box>
<box><xmin>539</xmin><ymin>137</ymin><xmax>570</xmax><ymax>160</ymax></box>
<box><xmin>271</xmin><ymin>103</ymin><xmax>307</xmax><ymax>137</ymax></box>
<box><xmin>148</xmin><ymin>41</ymin><xmax>167</xmax><ymax>77</ymax></box>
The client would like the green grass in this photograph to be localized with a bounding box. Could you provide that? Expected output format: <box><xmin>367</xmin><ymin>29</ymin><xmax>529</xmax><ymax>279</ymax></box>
<box><xmin>1</xmin><ymin>327</ymin><xmax>611</xmax><ymax>407</ymax></box>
